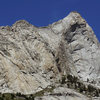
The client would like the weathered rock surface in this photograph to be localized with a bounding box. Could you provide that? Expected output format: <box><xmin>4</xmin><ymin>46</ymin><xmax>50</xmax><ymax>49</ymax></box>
<box><xmin>35</xmin><ymin>87</ymin><xmax>90</xmax><ymax>100</ymax></box>
<box><xmin>0</xmin><ymin>12</ymin><xmax>100</xmax><ymax>99</ymax></box>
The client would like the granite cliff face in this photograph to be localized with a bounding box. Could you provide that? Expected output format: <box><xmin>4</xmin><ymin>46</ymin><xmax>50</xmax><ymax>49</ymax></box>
<box><xmin>0</xmin><ymin>12</ymin><xmax>100</xmax><ymax>100</ymax></box>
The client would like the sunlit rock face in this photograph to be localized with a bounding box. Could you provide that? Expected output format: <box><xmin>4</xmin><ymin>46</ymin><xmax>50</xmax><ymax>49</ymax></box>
<box><xmin>0</xmin><ymin>12</ymin><xmax>100</xmax><ymax>99</ymax></box>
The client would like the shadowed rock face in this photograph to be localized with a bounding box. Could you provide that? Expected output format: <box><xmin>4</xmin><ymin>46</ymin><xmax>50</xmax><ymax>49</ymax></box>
<box><xmin>0</xmin><ymin>12</ymin><xmax>100</xmax><ymax>99</ymax></box>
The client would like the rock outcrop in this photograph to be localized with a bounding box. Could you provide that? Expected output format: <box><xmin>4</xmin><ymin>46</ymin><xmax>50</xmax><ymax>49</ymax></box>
<box><xmin>0</xmin><ymin>12</ymin><xmax>100</xmax><ymax>99</ymax></box>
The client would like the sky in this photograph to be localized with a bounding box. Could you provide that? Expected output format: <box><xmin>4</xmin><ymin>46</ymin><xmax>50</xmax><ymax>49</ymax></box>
<box><xmin>0</xmin><ymin>0</ymin><xmax>100</xmax><ymax>41</ymax></box>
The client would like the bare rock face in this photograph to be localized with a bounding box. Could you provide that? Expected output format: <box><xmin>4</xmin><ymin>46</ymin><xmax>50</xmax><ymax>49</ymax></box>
<box><xmin>0</xmin><ymin>12</ymin><xmax>100</xmax><ymax>99</ymax></box>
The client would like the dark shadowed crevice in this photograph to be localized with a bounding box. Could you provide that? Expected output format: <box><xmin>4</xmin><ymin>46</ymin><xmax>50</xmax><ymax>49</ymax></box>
<box><xmin>71</xmin><ymin>23</ymin><xmax>81</xmax><ymax>32</ymax></box>
<box><xmin>56</xmin><ymin>58</ymin><xmax>59</xmax><ymax>63</ymax></box>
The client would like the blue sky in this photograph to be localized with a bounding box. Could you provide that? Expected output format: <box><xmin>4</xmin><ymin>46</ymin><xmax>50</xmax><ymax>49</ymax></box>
<box><xmin>0</xmin><ymin>0</ymin><xmax>100</xmax><ymax>41</ymax></box>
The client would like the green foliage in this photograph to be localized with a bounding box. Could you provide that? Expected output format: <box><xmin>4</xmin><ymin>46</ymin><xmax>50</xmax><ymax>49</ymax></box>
<box><xmin>88</xmin><ymin>85</ymin><xmax>95</xmax><ymax>92</ymax></box>
<box><xmin>60</xmin><ymin>74</ymin><xmax>100</xmax><ymax>97</ymax></box>
<box><xmin>32</xmin><ymin>86</ymin><xmax>55</xmax><ymax>98</ymax></box>
<box><xmin>0</xmin><ymin>93</ymin><xmax>29</xmax><ymax>100</ymax></box>
<box><xmin>0</xmin><ymin>86</ymin><xmax>56</xmax><ymax>100</ymax></box>
<box><xmin>61</xmin><ymin>75</ymin><xmax>66</xmax><ymax>84</ymax></box>
<box><xmin>0</xmin><ymin>75</ymin><xmax>99</xmax><ymax>100</ymax></box>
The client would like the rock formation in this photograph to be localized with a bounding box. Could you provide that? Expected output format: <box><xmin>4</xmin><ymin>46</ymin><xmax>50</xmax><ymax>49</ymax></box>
<box><xmin>0</xmin><ymin>12</ymin><xmax>99</xmax><ymax>100</ymax></box>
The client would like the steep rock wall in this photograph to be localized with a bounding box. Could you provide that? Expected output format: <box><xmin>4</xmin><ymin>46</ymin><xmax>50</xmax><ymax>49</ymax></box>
<box><xmin>0</xmin><ymin>12</ymin><xmax>99</xmax><ymax>99</ymax></box>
